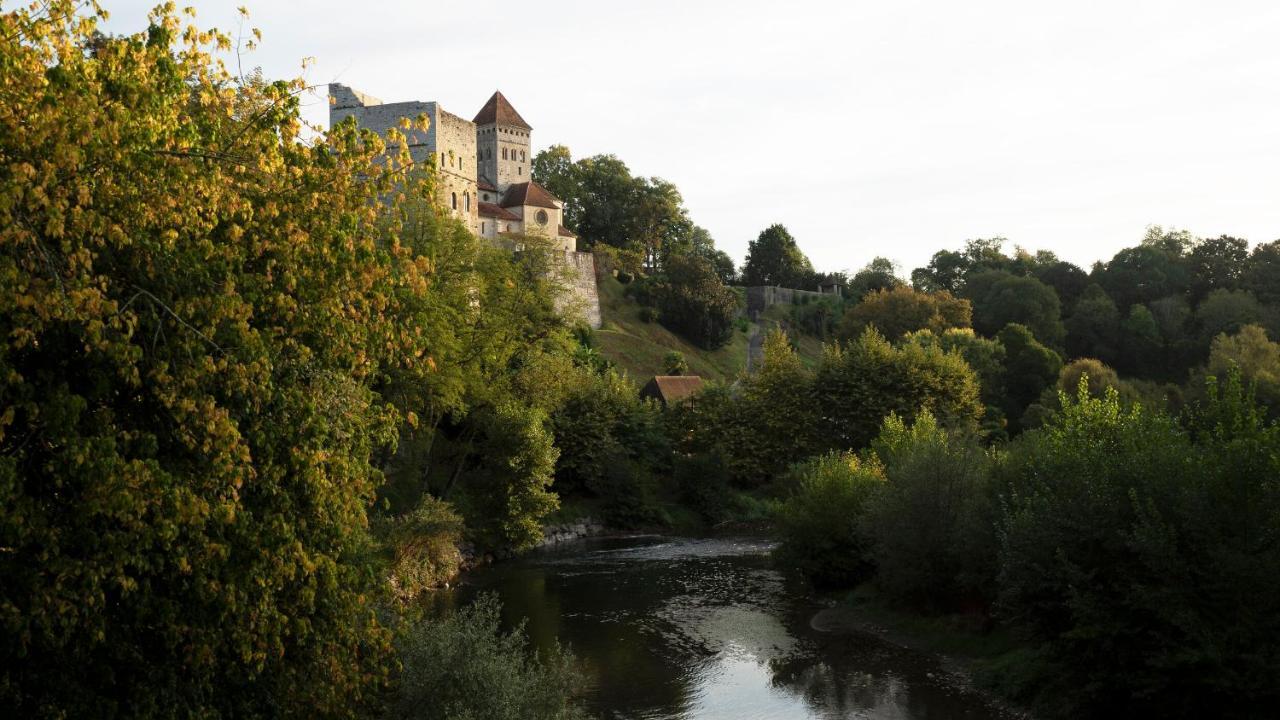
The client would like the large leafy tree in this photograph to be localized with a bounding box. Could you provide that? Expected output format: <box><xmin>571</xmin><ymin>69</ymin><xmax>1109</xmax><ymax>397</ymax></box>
<box><xmin>652</xmin><ymin>252</ymin><xmax>739</xmax><ymax>349</ymax></box>
<box><xmin>966</xmin><ymin>271</ymin><xmax>1065</xmax><ymax>348</ymax></box>
<box><xmin>741</xmin><ymin>224</ymin><xmax>814</xmax><ymax>287</ymax></box>
<box><xmin>0</xmin><ymin>5</ymin><xmax>442</xmax><ymax>714</ymax></box>
<box><xmin>837</xmin><ymin>286</ymin><xmax>970</xmax><ymax>341</ymax></box>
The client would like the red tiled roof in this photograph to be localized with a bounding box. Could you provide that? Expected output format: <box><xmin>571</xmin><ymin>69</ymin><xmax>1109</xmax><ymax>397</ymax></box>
<box><xmin>640</xmin><ymin>376</ymin><xmax>704</xmax><ymax>405</ymax></box>
<box><xmin>478</xmin><ymin>202</ymin><xmax>519</xmax><ymax>221</ymax></box>
<box><xmin>476</xmin><ymin>177</ymin><xmax>498</xmax><ymax>192</ymax></box>
<box><xmin>472</xmin><ymin>91</ymin><xmax>531</xmax><ymax>130</ymax></box>
<box><xmin>499</xmin><ymin>181</ymin><xmax>560</xmax><ymax>209</ymax></box>
<box><xmin>558</xmin><ymin>224</ymin><xmax>577</xmax><ymax>238</ymax></box>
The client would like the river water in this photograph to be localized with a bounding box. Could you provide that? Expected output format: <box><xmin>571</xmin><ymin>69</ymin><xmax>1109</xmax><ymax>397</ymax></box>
<box><xmin>443</xmin><ymin>534</ymin><xmax>1019</xmax><ymax>720</ymax></box>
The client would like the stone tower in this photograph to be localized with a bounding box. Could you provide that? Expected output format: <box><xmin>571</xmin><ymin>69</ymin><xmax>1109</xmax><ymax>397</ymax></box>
<box><xmin>473</xmin><ymin>91</ymin><xmax>532</xmax><ymax>192</ymax></box>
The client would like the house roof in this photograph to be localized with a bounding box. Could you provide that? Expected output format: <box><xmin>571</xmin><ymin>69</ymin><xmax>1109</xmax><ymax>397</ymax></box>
<box><xmin>478</xmin><ymin>202</ymin><xmax>519</xmax><ymax>221</ymax></box>
<box><xmin>558</xmin><ymin>224</ymin><xmax>576</xmax><ymax>238</ymax></box>
<box><xmin>640</xmin><ymin>376</ymin><xmax>704</xmax><ymax>406</ymax></box>
<box><xmin>472</xmin><ymin>91</ymin><xmax>532</xmax><ymax>130</ymax></box>
<box><xmin>499</xmin><ymin>181</ymin><xmax>560</xmax><ymax>209</ymax></box>
<box><xmin>476</xmin><ymin>177</ymin><xmax>498</xmax><ymax>192</ymax></box>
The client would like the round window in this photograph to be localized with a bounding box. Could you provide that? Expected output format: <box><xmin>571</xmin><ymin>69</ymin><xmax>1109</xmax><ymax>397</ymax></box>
<box><xmin>536</xmin><ymin>210</ymin><xmax>549</xmax><ymax>226</ymax></box>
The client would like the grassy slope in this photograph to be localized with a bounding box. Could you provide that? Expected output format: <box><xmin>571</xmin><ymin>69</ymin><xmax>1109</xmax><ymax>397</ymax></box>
<box><xmin>594</xmin><ymin>273</ymin><xmax>752</xmax><ymax>383</ymax></box>
<box><xmin>593</xmin><ymin>268</ymin><xmax>829</xmax><ymax>384</ymax></box>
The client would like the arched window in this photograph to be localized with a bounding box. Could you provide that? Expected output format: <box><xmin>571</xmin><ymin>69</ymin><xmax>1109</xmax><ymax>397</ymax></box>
<box><xmin>502</xmin><ymin>148</ymin><xmax>507</xmax><ymax>160</ymax></box>
<box><xmin>520</xmin><ymin>150</ymin><xmax>526</xmax><ymax>161</ymax></box>
<box><xmin>451</xmin><ymin>192</ymin><xmax>457</xmax><ymax>210</ymax></box>
<box><xmin>464</xmin><ymin>192</ymin><xmax>471</xmax><ymax>212</ymax></box>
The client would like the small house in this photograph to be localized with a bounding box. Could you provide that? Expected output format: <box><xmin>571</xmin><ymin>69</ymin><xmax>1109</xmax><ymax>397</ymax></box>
<box><xmin>640</xmin><ymin>375</ymin><xmax>704</xmax><ymax>407</ymax></box>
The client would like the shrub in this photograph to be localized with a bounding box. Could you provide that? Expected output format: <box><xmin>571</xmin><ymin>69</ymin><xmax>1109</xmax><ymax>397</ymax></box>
<box><xmin>387</xmin><ymin>496</ymin><xmax>465</xmax><ymax>601</ymax></box>
<box><xmin>638</xmin><ymin>305</ymin><xmax>659</xmax><ymax>323</ymax></box>
<box><xmin>673</xmin><ymin>452</ymin><xmax>734</xmax><ymax>523</ymax></box>
<box><xmin>394</xmin><ymin>594</ymin><xmax>590</xmax><ymax>720</ymax></box>
<box><xmin>776</xmin><ymin>452</ymin><xmax>884</xmax><ymax>587</ymax></box>
<box><xmin>663</xmin><ymin>350</ymin><xmax>689</xmax><ymax>376</ymax></box>
<box><xmin>837</xmin><ymin>286</ymin><xmax>971</xmax><ymax>341</ymax></box>
<box><xmin>997</xmin><ymin>376</ymin><xmax>1280</xmax><ymax>718</ymax></box>
<box><xmin>865</xmin><ymin>412</ymin><xmax>997</xmax><ymax>610</ymax></box>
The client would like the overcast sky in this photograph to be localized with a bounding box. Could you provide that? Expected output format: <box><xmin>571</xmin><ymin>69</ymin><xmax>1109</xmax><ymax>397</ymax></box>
<box><xmin>103</xmin><ymin>1</ymin><xmax>1280</xmax><ymax>276</ymax></box>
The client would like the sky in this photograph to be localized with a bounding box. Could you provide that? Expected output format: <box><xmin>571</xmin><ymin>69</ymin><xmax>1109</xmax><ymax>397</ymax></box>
<box><xmin>102</xmin><ymin>1</ymin><xmax>1280</xmax><ymax>277</ymax></box>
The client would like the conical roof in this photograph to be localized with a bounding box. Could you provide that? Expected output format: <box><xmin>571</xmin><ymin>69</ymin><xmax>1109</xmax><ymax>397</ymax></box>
<box><xmin>472</xmin><ymin>91</ymin><xmax>532</xmax><ymax>130</ymax></box>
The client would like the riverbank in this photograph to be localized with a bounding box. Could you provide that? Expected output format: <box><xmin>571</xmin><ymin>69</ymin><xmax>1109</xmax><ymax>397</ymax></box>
<box><xmin>812</xmin><ymin>587</ymin><xmax>1040</xmax><ymax>719</ymax></box>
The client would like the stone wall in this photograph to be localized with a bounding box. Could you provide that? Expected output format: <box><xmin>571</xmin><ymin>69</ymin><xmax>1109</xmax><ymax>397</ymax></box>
<box><xmin>476</xmin><ymin>124</ymin><xmax>531</xmax><ymax>190</ymax></box>
<box><xmin>745</xmin><ymin>285</ymin><xmax>840</xmax><ymax>318</ymax></box>
<box><xmin>557</xmin><ymin>251</ymin><xmax>602</xmax><ymax>329</ymax></box>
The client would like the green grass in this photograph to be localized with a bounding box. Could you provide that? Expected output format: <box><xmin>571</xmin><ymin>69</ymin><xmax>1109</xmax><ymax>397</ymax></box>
<box><xmin>594</xmin><ymin>273</ymin><xmax>752</xmax><ymax>383</ymax></box>
<box><xmin>593</xmin><ymin>270</ymin><xmax>826</xmax><ymax>383</ymax></box>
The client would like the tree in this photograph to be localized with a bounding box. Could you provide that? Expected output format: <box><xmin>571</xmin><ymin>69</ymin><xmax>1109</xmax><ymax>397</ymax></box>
<box><xmin>1187</xmin><ymin>235</ymin><xmax>1249</xmax><ymax>303</ymax></box>
<box><xmin>776</xmin><ymin>452</ymin><xmax>884</xmax><ymax>587</ymax></box>
<box><xmin>741</xmin><ymin>224</ymin><xmax>814</xmax><ymax>287</ymax></box>
<box><xmin>652</xmin><ymin>253</ymin><xmax>739</xmax><ymax>349</ymax></box>
<box><xmin>837</xmin><ymin>286</ymin><xmax>971</xmax><ymax>341</ymax></box>
<box><xmin>1195</xmin><ymin>289</ymin><xmax>1262</xmax><ymax>351</ymax></box>
<box><xmin>967</xmin><ymin>271</ymin><xmax>1065</xmax><ymax>348</ymax></box>
<box><xmin>1093</xmin><ymin>244</ymin><xmax>1190</xmax><ymax>310</ymax></box>
<box><xmin>1243</xmin><ymin>240</ymin><xmax>1280</xmax><ymax>305</ymax></box>
<box><xmin>663</xmin><ymin>351</ymin><xmax>688</xmax><ymax>376</ymax></box>
<box><xmin>1065</xmin><ymin>284</ymin><xmax>1121</xmax><ymax>363</ymax></box>
<box><xmin>1033</xmin><ymin>259</ymin><xmax>1090</xmax><ymax>314</ymax></box>
<box><xmin>1207</xmin><ymin>325</ymin><xmax>1280</xmax><ymax>415</ymax></box>
<box><xmin>0</xmin><ymin>6</ymin><xmax>421</xmax><ymax>713</ymax></box>
<box><xmin>846</xmin><ymin>257</ymin><xmax>902</xmax><ymax>301</ymax></box>
<box><xmin>815</xmin><ymin>329</ymin><xmax>983</xmax><ymax>450</ymax></box>
<box><xmin>531</xmin><ymin>144</ymin><xmax>582</xmax><ymax>228</ymax></box>
<box><xmin>997</xmin><ymin>323</ymin><xmax>1063</xmax><ymax>430</ymax></box>
<box><xmin>1118</xmin><ymin>304</ymin><xmax>1163</xmax><ymax>377</ymax></box>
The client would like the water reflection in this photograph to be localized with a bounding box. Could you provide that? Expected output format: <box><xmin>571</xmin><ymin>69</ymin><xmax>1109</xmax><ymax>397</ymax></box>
<box><xmin>445</xmin><ymin>535</ymin><xmax>1014</xmax><ymax>720</ymax></box>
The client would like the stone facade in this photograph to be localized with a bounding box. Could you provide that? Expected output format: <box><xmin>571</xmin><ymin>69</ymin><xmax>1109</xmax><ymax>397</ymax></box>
<box><xmin>745</xmin><ymin>285</ymin><xmax>842</xmax><ymax>319</ymax></box>
<box><xmin>329</xmin><ymin>83</ymin><xmax>601</xmax><ymax>329</ymax></box>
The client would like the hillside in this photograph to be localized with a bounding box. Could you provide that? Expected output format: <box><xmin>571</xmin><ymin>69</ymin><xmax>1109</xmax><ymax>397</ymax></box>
<box><xmin>592</xmin><ymin>269</ymin><xmax>827</xmax><ymax>383</ymax></box>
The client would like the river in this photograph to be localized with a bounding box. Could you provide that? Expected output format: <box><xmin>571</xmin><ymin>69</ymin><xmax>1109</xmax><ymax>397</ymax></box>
<box><xmin>440</xmin><ymin>534</ymin><xmax>1020</xmax><ymax>720</ymax></box>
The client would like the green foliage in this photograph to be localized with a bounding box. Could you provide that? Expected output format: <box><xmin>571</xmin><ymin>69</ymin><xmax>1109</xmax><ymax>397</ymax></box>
<box><xmin>1206</xmin><ymin>324</ymin><xmax>1280</xmax><ymax>416</ymax></box>
<box><xmin>776</xmin><ymin>452</ymin><xmax>884</xmax><ymax>587</ymax></box>
<box><xmin>816</xmin><ymin>329</ymin><xmax>983</xmax><ymax>451</ymax></box>
<box><xmin>741</xmin><ymin>224</ymin><xmax>814</xmax><ymax>287</ymax></box>
<box><xmin>549</xmin><ymin>369</ymin><xmax>667</xmax><ymax>497</ymax></box>
<box><xmin>393</xmin><ymin>594</ymin><xmax>590</xmax><ymax>720</ymax></box>
<box><xmin>1064</xmin><ymin>284</ymin><xmax>1121</xmax><ymax>362</ymax></box>
<box><xmin>998</xmin><ymin>377</ymin><xmax>1280</xmax><ymax>718</ymax></box>
<box><xmin>903</xmin><ymin>328</ymin><xmax>1007</xmax><ymax>412</ymax></box>
<box><xmin>1056</xmin><ymin>358</ymin><xmax>1122</xmax><ymax>398</ymax></box>
<box><xmin>386</xmin><ymin>496</ymin><xmax>465</xmax><ymax>601</ymax></box>
<box><xmin>837</xmin><ymin>286</ymin><xmax>971</xmax><ymax>341</ymax></box>
<box><xmin>845</xmin><ymin>257</ymin><xmax>903</xmax><ymax>301</ymax></box>
<box><xmin>997</xmin><ymin>324</ymin><xmax>1063</xmax><ymax>430</ymax></box>
<box><xmin>966</xmin><ymin>271</ymin><xmax>1065</xmax><ymax>348</ymax></box>
<box><xmin>0</xmin><ymin>6</ymin><xmax>422</xmax><ymax>714</ymax></box>
<box><xmin>651</xmin><ymin>253</ymin><xmax>739</xmax><ymax>349</ymax></box>
<box><xmin>1243</xmin><ymin>239</ymin><xmax>1280</xmax><ymax>305</ymax></box>
<box><xmin>662</xmin><ymin>350</ymin><xmax>688</xmax><ymax>375</ymax></box>
<box><xmin>1195</xmin><ymin>288</ymin><xmax>1262</xmax><ymax>350</ymax></box>
<box><xmin>865</xmin><ymin>413</ymin><xmax>997</xmax><ymax>610</ymax></box>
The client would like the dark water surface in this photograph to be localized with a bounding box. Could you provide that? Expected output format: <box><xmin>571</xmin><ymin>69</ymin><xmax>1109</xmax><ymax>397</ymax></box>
<box><xmin>442</xmin><ymin>534</ymin><xmax>1017</xmax><ymax>720</ymax></box>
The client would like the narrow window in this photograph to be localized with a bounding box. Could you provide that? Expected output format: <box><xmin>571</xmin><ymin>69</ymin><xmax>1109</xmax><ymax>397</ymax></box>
<box><xmin>502</xmin><ymin>148</ymin><xmax>507</xmax><ymax>160</ymax></box>
<box><xmin>464</xmin><ymin>192</ymin><xmax>471</xmax><ymax>212</ymax></box>
<box><xmin>482</xmin><ymin>221</ymin><xmax>486</xmax><ymax>233</ymax></box>
<box><xmin>440</xmin><ymin>152</ymin><xmax>445</xmax><ymax>166</ymax></box>
<box><xmin>451</xmin><ymin>192</ymin><xmax>457</xmax><ymax>210</ymax></box>
<box><xmin>518</xmin><ymin>166</ymin><xmax>523</xmax><ymax>175</ymax></box>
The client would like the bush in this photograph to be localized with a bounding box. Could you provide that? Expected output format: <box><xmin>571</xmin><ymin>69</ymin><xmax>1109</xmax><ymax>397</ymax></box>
<box><xmin>386</xmin><ymin>496</ymin><xmax>465</xmax><ymax>601</ymax></box>
<box><xmin>663</xmin><ymin>350</ymin><xmax>688</xmax><ymax>376</ymax></box>
<box><xmin>776</xmin><ymin>452</ymin><xmax>884</xmax><ymax>587</ymax></box>
<box><xmin>674</xmin><ymin>452</ymin><xmax>734</xmax><ymax>523</ymax></box>
<box><xmin>865</xmin><ymin>412</ymin><xmax>997</xmax><ymax>611</ymax></box>
<box><xmin>997</xmin><ymin>376</ymin><xmax>1280</xmax><ymax>718</ymax></box>
<box><xmin>394</xmin><ymin>594</ymin><xmax>590</xmax><ymax>720</ymax></box>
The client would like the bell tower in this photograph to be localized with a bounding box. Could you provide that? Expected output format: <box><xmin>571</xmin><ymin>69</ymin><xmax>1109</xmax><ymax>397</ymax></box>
<box><xmin>474</xmin><ymin>91</ymin><xmax>532</xmax><ymax>192</ymax></box>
